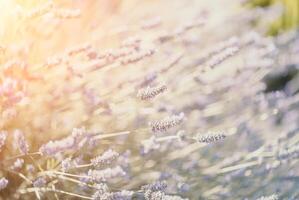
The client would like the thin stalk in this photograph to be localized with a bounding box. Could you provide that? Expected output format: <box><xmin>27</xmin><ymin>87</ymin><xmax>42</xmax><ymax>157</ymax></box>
<box><xmin>19</xmin><ymin>187</ymin><xmax>92</xmax><ymax>199</ymax></box>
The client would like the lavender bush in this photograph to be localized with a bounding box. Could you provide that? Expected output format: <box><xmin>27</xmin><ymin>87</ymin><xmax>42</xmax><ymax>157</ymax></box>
<box><xmin>0</xmin><ymin>0</ymin><xmax>298</xmax><ymax>199</ymax></box>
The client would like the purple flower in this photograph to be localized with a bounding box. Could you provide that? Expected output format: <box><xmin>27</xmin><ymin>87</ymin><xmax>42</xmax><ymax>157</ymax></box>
<box><xmin>39</xmin><ymin>127</ymin><xmax>86</xmax><ymax>156</ymax></box>
<box><xmin>91</xmin><ymin>149</ymin><xmax>119</xmax><ymax>167</ymax></box>
<box><xmin>149</xmin><ymin>113</ymin><xmax>185</xmax><ymax>133</ymax></box>
<box><xmin>0</xmin><ymin>131</ymin><xmax>7</xmax><ymax>151</ymax></box>
<box><xmin>88</xmin><ymin>166</ymin><xmax>126</xmax><ymax>183</ymax></box>
<box><xmin>11</xmin><ymin>158</ymin><xmax>24</xmax><ymax>170</ymax></box>
<box><xmin>0</xmin><ymin>178</ymin><xmax>8</xmax><ymax>190</ymax></box>
<box><xmin>33</xmin><ymin>177</ymin><xmax>46</xmax><ymax>187</ymax></box>
<box><xmin>61</xmin><ymin>157</ymin><xmax>73</xmax><ymax>172</ymax></box>
<box><xmin>13</xmin><ymin>129</ymin><xmax>29</xmax><ymax>154</ymax></box>
<box><xmin>141</xmin><ymin>136</ymin><xmax>160</xmax><ymax>154</ymax></box>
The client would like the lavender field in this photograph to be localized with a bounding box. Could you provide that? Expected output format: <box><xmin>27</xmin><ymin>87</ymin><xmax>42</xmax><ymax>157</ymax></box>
<box><xmin>0</xmin><ymin>0</ymin><xmax>298</xmax><ymax>199</ymax></box>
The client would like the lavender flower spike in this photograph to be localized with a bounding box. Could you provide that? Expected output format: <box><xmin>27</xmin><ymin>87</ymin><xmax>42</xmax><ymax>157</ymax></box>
<box><xmin>0</xmin><ymin>178</ymin><xmax>8</xmax><ymax>190</ymax></box>
<box><xmin>13</xmin><ymin>129</ymin><xmax>29</xmax><ymax>154</ymax></box>
<box><xmin>91</xmin><ymin>149</ymin><xmax>119</xmax><ymax>167</ymax></box>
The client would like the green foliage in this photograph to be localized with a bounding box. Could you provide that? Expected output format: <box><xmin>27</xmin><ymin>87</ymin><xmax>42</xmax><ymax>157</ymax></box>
<box><xmin>247</xmin><ymin>0</ymin><xmax>299</xmax><ymax>35</ymax></box>
<box><xmin>247</xmin><ymin>0</ymin><xmax>274</xmax><ymax>7</ymax></box>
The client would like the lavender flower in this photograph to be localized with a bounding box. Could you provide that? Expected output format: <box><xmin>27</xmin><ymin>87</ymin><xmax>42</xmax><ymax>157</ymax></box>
<box><xmin>13</xmin><ymin>129</ymin><xmax>29</xmax><ymax>154</ymax></box>
<box><xmin>0</xmin><ymin>131</ymin><xmax>7</xmax><ymax>151</ymax></box>
<box><xmin>256</xmin><ymin>194</ymin><xmax>279</xmax><ymax>200</ymax></box>
<box><xmin>195</xmin><ymin>132</ymin><xmax>226</xmax><ymax>143</ymax></box>
<box><xmin>121</xmin><ymin>36</ymin><xmax>141</xmax><ymax>48</ymax></box>
<box><xmin>0</xmin><ymin>178</ymin><xmax>8</xmax><ymax>190</ymax></box>
<box><xmin>11</xmin><ymin>158</ymin><xmax>24</xmax><ymax>170</ymax></box>
<box><xmin>120</xmin><ymin>49</ymin><xmax>155</xmax><ymax>65</ymax></box>
<box><xmin>79</xmin><ymin>172</ymin><xmax>91</xmax><ymax>185</ymax></box>
<box><xmin>138</xmin><ymin>71</ymin><xmax>158</xmax><ymax>88</ymax></box>
<box><xmin>205</xmin><ymin>46</ymin><xmax>239</xmax><ymax>69</ymax></box>
<box><xmin>91</xmin><ymin>184</ymin><xmax>110</xmax><ymax>199</ymax></box>
<box><xmin>91</xmin><ymin>149</ymin><xmax>119</xmax><ymax>167</ymax></box>
<box><xmin>88</xmin><ymin>166</ymin><xmax>126</xmax><ymax>182</ymax></box>
<box><xmin>141</xmin><ymin>181</ymin><xmax>167</xmax><ymax>192</ymax></box>
<box><xmin>176</xmin><ymin>130</ymin><xmax>188</xmax><ymax>142</ymax></box>
<box><xmin>94</xmin><ymin>190</ymin><xmax>133</xmax><ymax>200</ymax></box>
<box><xmin>105</xmin><ymin>47</ymin><xmax>135</xmax><ymax>60</ymax></box>
<box><xmin>45</xmin><ymin>55</ymin><xmax>64</xmax><ymax>68</ymax></box>
<box><xmin>174</xmin><ymin>18</ymin><xmax>205</xmax><ymax>35</ymax></box>
<box><xmin>94</xmin><ymin>183</ymin><xmax>109</xmax><ymax>194</ymax></box>
<box><xmin>177</xmin><ymin>182</ymin><xmax>190</xmax><ymax>193</ymax></box>
<box><xmin>26</xmin><ymin>164</ymin><xmax>35</xmax><ymax>173</ymax></box>
<box><xmin>39</xmin><ymin>127</ymin><xmax>86</xmax><ymax>156</ymax></box>
<box><xmin>33</xmin><ymin>177</ymin><xmax>47</xmax><ymax>187</ymax></box>
<box><xmin>61</xmin><ymin>157</ymin><xmax>73</xmax><ymax>172</ymax></box>
<box><xmin>110</xmin><ymin>190</ymin><xmax>134</xmax><ymax>200</ymax></box>
<box><xmin>137</xmin><ymin>85</ymin><xmax>167</xmax><ymax>100</ymax></box>
<box><xmin>92</xmin><ymin>191</ymin><xmax>110</xmax><ymax>200</ymax></box>
<box><xmin>67</xmin><ymin>43</ymin><xmax>92</xmax><ymax>56</ymax></box>
<box><xmin>149</xmin><ymin>113</ymin><xmax>185</xmax><ymax>133</ymax></box>
<box><xmin>145</xmin><ymin>191</ymin><xmax>165</xmax><ymax>200</ymax></box>
<box><xmin>141</xmin><ymin>136</ymin><xmax>160</xmax><ymax>154</ymax></box>
<box><xmin>206</xmin><ymin>36</ymin><xmax>240</xmax><ymax>57</ymax></box>
<box><xmin>26</xmin><ymin>1</ymin><xmax>54</xmax><ymax>18</ymax></box>
<box><xmin>277</xmin><ymin>144</ymin><xmax>299</xmax><ymax>161</ymax></box>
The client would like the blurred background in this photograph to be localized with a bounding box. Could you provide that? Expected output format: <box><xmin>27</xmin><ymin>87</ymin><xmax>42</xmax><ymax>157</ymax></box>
<box><xmin>0</xmin><ymin>0</ymin><xmax>298</xmax><ymax>199</ymax></box>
